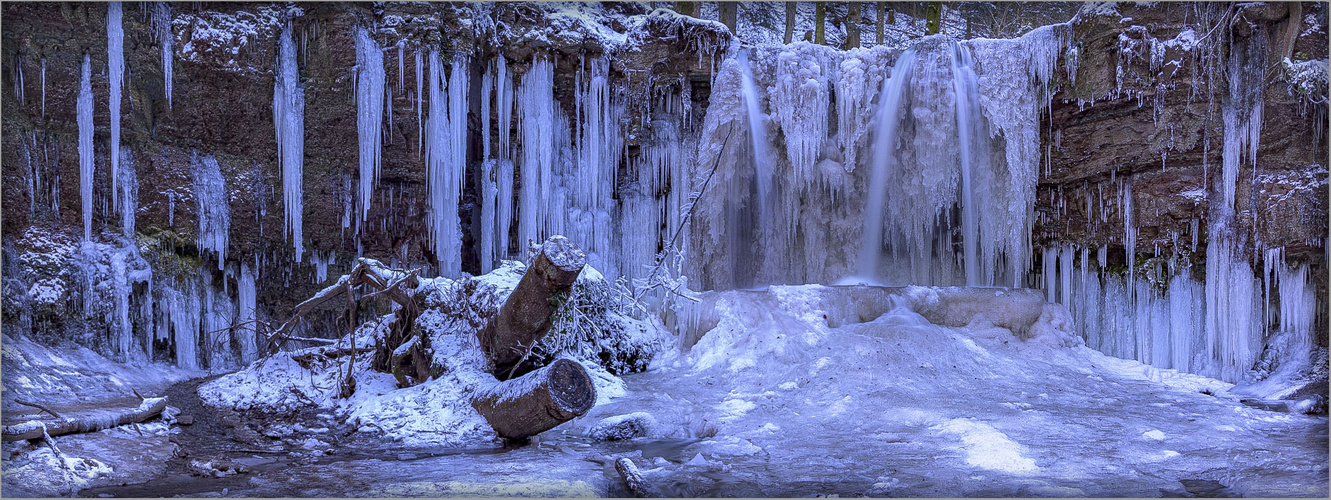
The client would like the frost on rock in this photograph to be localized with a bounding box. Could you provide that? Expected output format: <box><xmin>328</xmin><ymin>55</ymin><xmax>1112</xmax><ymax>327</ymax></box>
<box><xmin>586</xmin><ymin>411</ymin><xmax>657</xmax><ymax>441</ymax></box>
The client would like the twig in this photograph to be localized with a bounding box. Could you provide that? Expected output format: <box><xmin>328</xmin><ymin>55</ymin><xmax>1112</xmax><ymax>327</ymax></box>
<box><xmin>132</xmin><ymin>389</ymin><xmax>145</xmax><ymax>402</ymax></box>
<box><xmin>14</xmin><ymin>399</ymin><xmax>63</xmax><ymax>419</ymax></box>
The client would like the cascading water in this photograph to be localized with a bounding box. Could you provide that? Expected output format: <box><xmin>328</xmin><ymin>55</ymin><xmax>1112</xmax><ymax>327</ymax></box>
<box><xmin>947</xmin><ymin>41</ymin><xmax>987</xmax><ymax>286</ymax></box>
<box><xmin>737</xmin><ymin>50</ymin><xmax>773</xmax><ymax>226</ymax></box>
<box><xmin>857</xmin><ymin>49</ymin><xmax>916</xmax><ymax>281</ymax></box>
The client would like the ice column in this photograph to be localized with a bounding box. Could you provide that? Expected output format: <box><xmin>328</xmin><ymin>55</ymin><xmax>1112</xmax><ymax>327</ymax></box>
<box><xmin>273</xmin><ymin>21</ymin><xmax>305</xmax><ymax>261</ymax></box>
<box><xmin>79</xmin><ymin>53</ymin><xmax>94</xmax><ymax>241</ymax></box>
<box><xmin>354</xmin><ymin>26</ymin><xmax>385</xmax><ymax>223</ymax></box>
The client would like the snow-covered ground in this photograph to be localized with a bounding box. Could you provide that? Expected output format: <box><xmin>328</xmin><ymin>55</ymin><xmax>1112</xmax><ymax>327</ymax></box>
<box><xmin>5</xmin><ymin>268</ymin><xmax>1325</xmax><ymax>497</ymax></box>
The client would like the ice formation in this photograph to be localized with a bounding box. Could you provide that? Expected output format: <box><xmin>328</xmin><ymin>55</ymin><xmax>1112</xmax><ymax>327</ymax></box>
<box><xmin>237</xmin><ymin>261</ymin><xmax>258</xmax><ymax>363</ymax></box>
<box><xmin>78</xmin><ymin>53</ymin><xmax>94</xmax><ymax>241</ymax></box>
<box><xmin>108</xmin><ymin>2</ymin><xmax>125</xmax><ymax>214</ymax></box>
<box><xmin>152</xmin><ymin>2</ymin><xmax>172</xmax><ymax>109</ymax></box>
<box><xmin>191</xmin><ymin>152</ymin><xmax>230</xmax><ymax>270</ymax></box>
<box><xmin>273</xmin><ymin>20</ymin><xmax>305</xmax><ymax>261</ymax></box>
<box><xmin>423</xmin><ymin>50</ymin><xmax>464</xmax><ymax>277</ymax></box>
<box><xmin>354</xmin><ymin>26</ymin><xmax>385</xmax><ymax>224</ymax></box>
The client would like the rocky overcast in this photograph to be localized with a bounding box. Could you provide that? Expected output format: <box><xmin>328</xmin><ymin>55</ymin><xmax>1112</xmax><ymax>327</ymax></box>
<box><xmin>0</xmin><ymin>1</ymin><xmax>1327</xmax><ymax>498</ymax></box>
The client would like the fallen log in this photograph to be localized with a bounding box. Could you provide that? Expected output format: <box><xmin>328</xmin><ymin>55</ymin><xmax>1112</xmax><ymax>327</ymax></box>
<box><xmin>477</xmin><ymin>235</ymin><xmax>586</xmax><ymax>377</ymax></box>
<box><xmin>616</xmin><ymin>458</ymin><xmax>662</xmax><ymax>498</ymax></box>
<box><xmin>471</xmin><ymin>358</ymin><xmax>595</xmax><ymax>441</ymax></box>
<box><xmin>2</xmin><ymin>396</ymin><xmax>169</xmax><ymax>442</ymax></box>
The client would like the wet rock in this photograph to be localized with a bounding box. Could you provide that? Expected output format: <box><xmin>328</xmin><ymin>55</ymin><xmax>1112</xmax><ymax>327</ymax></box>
<box><xmin>176</xmin><ymin>415</ymin><xmax>194</xmax><ymax>426</ymax></box>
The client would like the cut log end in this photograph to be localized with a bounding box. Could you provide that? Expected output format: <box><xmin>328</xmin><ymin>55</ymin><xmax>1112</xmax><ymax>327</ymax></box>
<box><xmin>545</xmin><ymin>358</ymin><xmax>596</xmax><ymax>418</ymax></box>
<box><xmin>472</xmin><ymin>359</ymin><xmax>597</xmax><ymax>441</ymax></box>
<box><xmin>539</xmin><ymin>235</ymin><xmax>587</xmax><ymax>272</ymax></box>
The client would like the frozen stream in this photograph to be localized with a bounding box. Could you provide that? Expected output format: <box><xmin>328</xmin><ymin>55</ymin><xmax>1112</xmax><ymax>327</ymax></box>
<box><xmin>6</xmin><ymin>286</ymin><xmax>1328</xmax><ymax>497</ymax></box>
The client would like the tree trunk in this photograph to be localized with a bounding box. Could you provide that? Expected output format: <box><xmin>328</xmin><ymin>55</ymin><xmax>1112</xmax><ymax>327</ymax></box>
<box><xmin>846</xmin><ymin>2</ymin><xmax>862</xmax><ymax>49</ymax></box>
<box><xmin>814</xmin><ymin>2</ymin><xmax>827</xmax><ymax>45</ymax></box>
<box><xmin>925</xmin><ymin>2</ymin><xmax>943</xmax><ymax>35</ymax></box>
<box><xmin>876</xmin><ymin>2</ymin><xmax>887</xmax><ymax>45</ymax></box>
<box><xmin>476</xmin><ymin>235</ymin><xmax>586</xmax><ymax>377</ymax></box>
<box><xmin>3</xmin><ymin>397</ymin><xmax>168</xmax><ymax>442</ymax></box>
<box><xmin>719</xmin><ymin>2</ymin><xmax>737</xmax><ymax>33</ymax></box>
<box><xmin>674</xmin><ymin>1</ymin><xmax>696</xmax><ymax>17</ymax></box>
<box><xmin>784</xmin><ymin>2</ymin><xmax>796</xmax><ymax>44</ymax></box>
<box><xmin>471</xmin><ymin>358</ymin><xmax>596</xmax><ymax>441</ymax></box>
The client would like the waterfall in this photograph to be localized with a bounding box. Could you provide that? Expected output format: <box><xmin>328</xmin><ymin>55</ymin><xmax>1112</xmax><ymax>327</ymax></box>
<box><xmin>737</xmin><ymin>50</ymin><xmax>773</xmax><ymax>226</ymax></box>
<box><xmin>947</xmin><ymin>41</ymin><xmax>987</xmax><ymax>286</ymax></box>
<box><xmin>857</xmin><ymin>50</ymin><xmax>916</xmax><ymax>280</ymax></box>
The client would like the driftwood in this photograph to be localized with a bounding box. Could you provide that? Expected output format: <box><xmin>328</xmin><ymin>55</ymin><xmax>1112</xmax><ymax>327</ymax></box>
<box><xmin>2</xmin><ymin>397</ymin><xmax>168</xmax><ymax>442</ymax></box>
<box><xmin>616</xmin><ymin>458</ymin><xmax>662</xmax><ymax>498</ymax></box>
<box><xmin>477</xmin><ymin>235</ymin><xmax>587</xmax><ymax>377</ymax></box>
<box><xmin>471</xmin><ymin>358</ymin><xmax>595</xmax><ymax>441</ymax></box>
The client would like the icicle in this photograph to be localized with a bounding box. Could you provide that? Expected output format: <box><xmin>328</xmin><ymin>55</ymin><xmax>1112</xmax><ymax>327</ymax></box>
<box><xmin>771</xmin><ymin>47</ymin><xmax>828</xmax><ymax>193</ymax></box>
<box><xmin>517</xmin><ymin>57</ymin><xmax>556</xmax><ymax>249</ymax></box>
<box><xmin>354</xmin><ymin>26</ymin><xmax>385</xmax><ymax>223</ymax></box>
<box><xmin>415</xmin><ymin>49</ymin><xmax>423</xmax><ymax>158</ymax></box>
<box><xmin>480</xmin><ymin>63</ymin><xmax>495</xmax><ymax>273</ymax></box>
<box><xmin>424</xmin><ymin>50</ymin><xmax>465</xmax><ymax>276</ymax></box>
<box><xmin>273</xmin><ymin>21</ymin><xmax>305</xmax><ymax>261</ymax></box>
<box><xmin>119</xmin><ymin>147</ymin><xmax>136</xmax><ymax>237</ymax></box>
<box><xmin>397</xmin><ymin>40</ymin><xmax>405</xmax><ymax>92</ymax></box>
<box><xmin>153</xmin><ymin>2</ymin><xmax>173</xmax><ymax>109</ymax></box>
<box><xmin>109</xmin><ymin>2</ymin><xmax>124</xmax><ymax>214</ymax></box>
<box><xmin>192</xmin><ymin>152</ymin><xmax>230</xmax><ymax>270</ymax></box>
<box><xmin>79</xmin><ymin>53</ymin><xmax>94</xmax><ymax>241</ymax></box>
<box><xmin>40</xmin><ymin>57</ymin><xmax>45</xmax><ymax>117</ymax></box>
<box><xmin>14</xmin><ymin>54</ymin><xmax>23</xmax><ymax>104</ymax></box>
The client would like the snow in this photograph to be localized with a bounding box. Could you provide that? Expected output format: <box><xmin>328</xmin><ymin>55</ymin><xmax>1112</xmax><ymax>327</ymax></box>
<box><xmin>575</xmin><ymin>282</ymin><xmax>1326</xmax><ymax>496</ymax></box>
<box><xmin>933</xmin><ymin>418</ymin><xmax>1039</xmax><ymax>475</ymax></box>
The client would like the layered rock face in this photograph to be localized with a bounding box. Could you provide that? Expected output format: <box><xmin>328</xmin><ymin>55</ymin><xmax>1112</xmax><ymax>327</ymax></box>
<box><xmin>0</xmin><ymin>3</ymin><xmax>1325</xmax><ymax>389</ymax></box>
